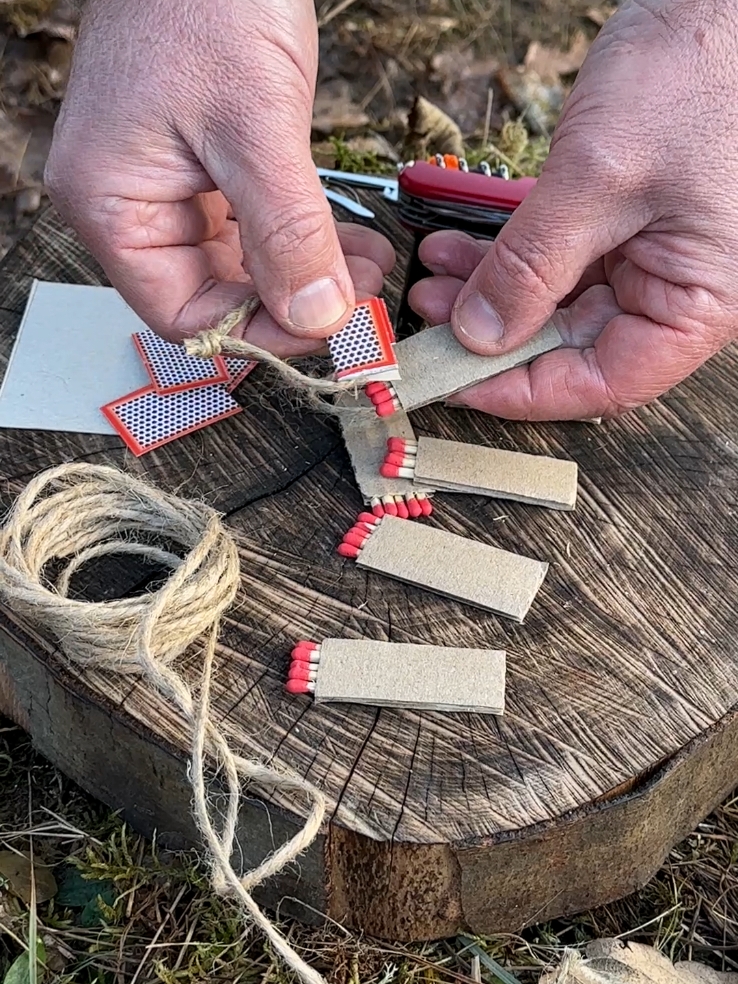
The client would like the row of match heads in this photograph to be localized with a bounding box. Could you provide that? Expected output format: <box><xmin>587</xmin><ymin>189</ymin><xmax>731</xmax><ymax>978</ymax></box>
<box><xmin>285</xmin><ymin>640</ymin><xmax>321</xmax><ymax>694</ymax></box>
<box><xmin>380</xmin><ymin>437</ymin><xmax>419</xmax><ymax>480</ymax></box>
<box><xmin>364</xmin><ymin>381</ymin><xmax>400</xmax><ymax>417</ymax></box>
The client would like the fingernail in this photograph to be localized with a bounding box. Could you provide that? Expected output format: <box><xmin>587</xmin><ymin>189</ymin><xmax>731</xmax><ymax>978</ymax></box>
<box><xmin>288</xmin><ymin>278</ymin><xmax>349</xmax><ymax>332</ymax></box>
<box><xmin>424</xmin><ymin>262</ymin><xmax>448</xmax><ymax>276</ymax></box>
<box><xmin>456</xmin><ymin>291</ymin><xmax>504</xmax><ymax>346</ymax></box>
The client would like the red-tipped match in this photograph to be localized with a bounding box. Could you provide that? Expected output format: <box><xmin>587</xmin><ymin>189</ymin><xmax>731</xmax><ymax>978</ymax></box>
<box><xmin>376</xmin><ymin>402</ymin><xmax>397</xmax><ymax>417</ymax></box>
<box><xmin>372</xmin><ymin>502</ymin><xmax>385</xmax><ymax>517</ymax></box>
<box><xmin>288</xmin><ymin>663</ymin><xmax>317</xmax><ymax>682</ymax></box>
<box><xmin>385</xmin><ymin>452</ymin><xmax>415</xmax><ymax>467</ymax></box>
<box><xmin>289</xmin><ymin>659</ymin><xmax>317</xmax><ymax>674</ymax></box>
<box><xmin>387</xmin><ymin>437</ymin><xmax>408</xmax><ymax>453</ymax></box>
<box><xmin>407</xmin><ymin>497</ymin><xmax>423</xmax><ymax>518</ymax></box>
<box><xmin>338</xmin><ymin>542</ymin><xmax>361</xmax><ymax>559</ymax></box>
<box><xmin>395</xmin><ymin>499</ymin><xmax>410</xmax><ymax>519</ymax></box>
<box><xmin>364</xmin><ymin>381</ymin><xmax>388</xmax><ymax>397</ymax></box>
<box><xmin>295</xmin><ymin>640</ymin><xmax>318</xmax><ymax>652</ymax></box>
<box><xmin>285</xmin><ymin>678</ymin><xmax>311</xmax><ymax>694</ymax></box>
<box><xmin>373</xmin><ymin>389</ymin><xmax>396</xmax><ymax>405</ymax></box>
<box><xmin>358</xmin><ymin>512</ymin><xmax>379</xmax><ymax>526</ymax></box>
<box><xmin>419</xmin><ymin>497</ymin><xmax>433</xmax><ymax>516</ymax></box>
<box><xmin>383</xmin><ymin>499</ymin><xmax>398</xmax><ymax>516</ymax></box>
<box><xmin>291</xmin><ymin>646</ymin><xmax>319</xmax><ymax>662</ymax></box>
<box><xmin>380</xmin><ymin>463</ymin><xmax>401</xmax><ymax>478</ymax></box>
<box><xmin>343</xmin><ymin>530</ymin><xmax>369</xmax><ymax>549</ymax></box>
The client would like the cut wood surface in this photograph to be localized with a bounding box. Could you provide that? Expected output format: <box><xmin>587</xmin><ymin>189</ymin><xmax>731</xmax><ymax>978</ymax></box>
<box><xmin>2</xmin><ymin>199</ymin><xmax>738</xmax><ymax>940</ymax></box>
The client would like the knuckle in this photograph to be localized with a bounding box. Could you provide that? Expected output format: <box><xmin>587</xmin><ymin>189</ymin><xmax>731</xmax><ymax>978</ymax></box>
<box><xmin>493</xmin><ymin>232</ymin><xmax>559</xmax><ymax>299</ymax></box>
<box><xmin>253</xmin><ymin>204</ymin><xmax>332</xmax><ymax>264</ymax></box>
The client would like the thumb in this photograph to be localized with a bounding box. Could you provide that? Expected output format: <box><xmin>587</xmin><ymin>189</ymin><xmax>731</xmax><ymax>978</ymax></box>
<box><xmin>450</xmin><ymin>142</ymin><xmax>647</xmax><ymax>355</ymax></box>
<box><xmin>237</xmin><ymin>154</ymin><xmax>355</xmax><ymax>338</ymax></box>
<box><xmin>205</xmin><ymin>61</ymin><xmax>354</xmax><ymax>338</ymax></box>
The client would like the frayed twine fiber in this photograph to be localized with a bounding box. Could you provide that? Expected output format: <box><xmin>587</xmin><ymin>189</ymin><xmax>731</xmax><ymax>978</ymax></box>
<box><xmin>184</xmin><ymin>296</ymin><xmax>360</xmax><ymax>414</ymax></box>
<box><xmin>0</xmin><ymin>463</ymin><xmax>327</xmax><ymax>984</ymax></box>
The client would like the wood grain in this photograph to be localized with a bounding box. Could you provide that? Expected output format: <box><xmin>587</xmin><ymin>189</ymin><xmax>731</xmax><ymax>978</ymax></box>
<box><xmin>2</xmin><ymin>199</ymin><xmax>738</xmax><ymax>940</ymax></box>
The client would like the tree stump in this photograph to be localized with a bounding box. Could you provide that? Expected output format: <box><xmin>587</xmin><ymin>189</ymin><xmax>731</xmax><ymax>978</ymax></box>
<box><xmin>1</xmin><ymin>200</ymin><xmax>738</xmax><ymax>941</ymax></box>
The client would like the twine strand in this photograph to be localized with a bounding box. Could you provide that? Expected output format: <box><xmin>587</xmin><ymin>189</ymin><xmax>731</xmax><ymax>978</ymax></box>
<box><xmin>183</xmin><ymin>296</ymin><xmax>359</xmax><ymax>410</ymax></box>
<box><xmin>0</xmin><ymin>463</ymin><xmax>326</xmax><ymax>984</ymax></box>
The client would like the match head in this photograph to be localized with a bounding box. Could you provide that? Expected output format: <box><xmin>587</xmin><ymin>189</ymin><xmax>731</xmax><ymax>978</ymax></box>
<box><xmin>394</xmin><ymin>498</ymin><xmax>410</xmax><ymax>519</ymax></box>
<box><xmin>337</xmin><ymin>542</ymin><xmax>361</xmax><ymax>559</ymax></box>
<box><xmin>406</xmin><ymin>497</ymin><xmax>422</xmax><ymax>518</ymax></box>
<box><xmin>285</xmin><ymin>678</ymin><xmax>314</xmax><ymax>695</ymax></box>
<box><xmin>357</xmin><ymin>512</ymin><xmax>380</xmax><ymax>526</ymax></box>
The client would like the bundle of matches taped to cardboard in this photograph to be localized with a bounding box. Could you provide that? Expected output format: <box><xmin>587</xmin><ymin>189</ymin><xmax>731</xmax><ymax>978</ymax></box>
<box><xmin>338</xmin><ymin>513</ymin><xmax>548</xmax><ymax>622</ymax></box>
<box><xmin>338</xmin><ymin>389</ymin><xmax>434</xmax><ymax>518</ymax></box>
<box><xmin>364</xmin><ymin>320</ymin><xmax>562</xmax><ymax>417</ymax></box>
<box><xmin>382</xmin><ymin>437</ymin><xmax>578</xmax><ymax>511</ymax></box>
<box><xmin>285</xmin><ymin>638</ymin><xmax>506</xmax><ymax>714</ymax></box>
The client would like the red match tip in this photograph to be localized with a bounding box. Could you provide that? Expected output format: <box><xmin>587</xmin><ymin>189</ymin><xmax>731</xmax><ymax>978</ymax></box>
<box><xmin>291</xmin><ymin>646</ymin><xmax>317</xmax><ymax>662</ymax></box>
<box><xmin>372</xmin><ymin>502</ymin><xmax>385</xmax><ymax>517</ymax></box>
<box><xmin>285</xmin><ymin>678</ymin><xmax>310</xmax><ymax>695</ymax></box>
<box><xmin>343</xmin><ymin>530</ymin><xmax>368</xmax><ymax>549</ymax></box>
<box><xmin>407</xmin><ymin>497</ymin><xmax>423</xmax><ymax>518</ymax></box>
<box><xmin>295</xmin><ymin>640</ymin><xmax>318</xmax><ymax>651</ymax></box>
<box><xmin>383</xmin><ymin>499</ymin><xmax>398</xmax><ymax>516</ymax></box>
<box><xmin>288</xmin><ymin>663</ymin><xmax>314</xmax><ymax>682</ymax></box>
<box><xmin>420</xmin><ymin>497</ymin><xmax>433</xmax><ymax>516</ymax></box>
<box><xmin>384</xmin><ymin>452</ymin><xmax>409</xmax><ymax>466</ymax></box>
<box><xmin>376</xmin><ymin>403</ymin><xmax>397</xmax><ymax>417</ymax></box>
<box><xmin>395</xmin><ymin>499</ymin><xmax>410</xmax><ymax>520</ymax></box>
<box><xmin>380</xmin><ymin>463</ymin><xmax>402</xmax><ymax>478</ymax></box>
<box><xmin>358</xmin><ymin>512</ymin><xmax>379</xmax><ymax>526</ymax></box>
<box><xmin>349</xmin><ymin>523</ymin><xmax>371</xmax><ymax>538</ymax></box>
<box><xmin>337</xmin><ymin>542</ymin><xmax>360</xmax><ymax>559</ymax></box>
<box><xmin>364</xmin><ymin>381</ymin><xmax>387</xmax><ymax>397</ymax></box>
<box><xmin>387</xmin><ymin>437</ymin><xmax>407</xmax><ymax>452</ymax></box>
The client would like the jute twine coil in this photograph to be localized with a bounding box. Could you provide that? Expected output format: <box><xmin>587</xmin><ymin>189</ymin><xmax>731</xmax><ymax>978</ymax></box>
<box><xmin>184</xmin><ymin>295</ymin><xmax>360</xmax><ymax>412</ymax></box>
<box><xmin>0</xmin><ymin>463</ymin><xmax>327</xmax><ymax>984</ymax></box>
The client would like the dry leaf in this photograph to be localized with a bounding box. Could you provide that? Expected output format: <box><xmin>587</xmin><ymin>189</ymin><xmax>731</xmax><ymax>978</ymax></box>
<box><xmin>523</xmin><ymin>31</ymin><xmax>590</xmax><ymax>83</ymax></box>
<box><xmin>497</xmin><ymin>32</ymin><xmax>588</xmax><ymax>136</ymax></box>
<box><xmin>586</xmin><ymin>5</ymin><xmax>617</xmax><ymax>27</ymax></box>
<box><xmin>403</xmin><ymin>95</ymin><xmax>463</xmax><ymax>161</ymax></box>
<box><xmin>541</xmin><ymin>940</ymin><xmax>738</xmax><ymax>984</ymax></box>
<box><xmin>497</xmin><ymin>67</ymin><xmax>564</xmax><ymax>136</ymax></box>
<box><xmin>0</xmin><ymin>850</ymin><xmax>58</xmax><ymax>903</ymax></box>
<box><xmin>428</xmin><ymin>50</ymin><xmax>500</xmax><ymax>135</ymax></box>
<box><xmin>0</xmin><ymin>108</ymin><xmax>55</xmax><ymax>194</ymax></box>
<box><xmin>312</xmin><ymin>79</ymin><xmax>371</xmax><ymax>136</ymax></box>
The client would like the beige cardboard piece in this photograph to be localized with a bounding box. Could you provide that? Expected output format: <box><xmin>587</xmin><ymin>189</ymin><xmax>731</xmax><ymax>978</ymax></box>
<box><xmin>314</xmin><ymin>639</ymin><xmax>506</xmax><ymax>714</ymax></box>
<box><xmin>338</xmin><ymin>391</ymin><xmax>419</xmax><ymax>500</ymax></box>
<box><xmin>356</xmin><ymin>515</ymin><xmax>548</xmax><ymax>622</ymax></box>
<box><xmin>413</xmin><ymin>437</ymin><xmax>578</xmax><ymax>510</ymax></box>
<box><xmin>392</xmin><ymin>322</ymin><xmax>562</xmax><ymax>411</ymax></box>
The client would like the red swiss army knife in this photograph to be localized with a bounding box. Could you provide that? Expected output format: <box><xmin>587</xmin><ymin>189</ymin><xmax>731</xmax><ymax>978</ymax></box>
<box><xmin>318</xmin><ymin>154</ymin><xmax>537</xmax><ymax>334</ymax></box>
<box><xmin>395</xmin><ymin>154</ymin><xmax>536</xmax><ymax>334</ymax></box>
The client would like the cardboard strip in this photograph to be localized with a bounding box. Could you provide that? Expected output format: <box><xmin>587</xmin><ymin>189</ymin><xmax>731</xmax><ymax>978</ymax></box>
<box><xmin>410</xmin><ymin>437</ymin><xmax>578</xmax><ymax>510</ymax></box>
<box><xmin>337</xmin><ymin>391</ymin><xmax>434</xmax><ymax>517</ymax></box>
<box><xmin>389</xmin><ymin>322</ymin><xmax>562</xmax><ymax>412</ymax></box>
<box><xmin>285</xmin><ymin>638</ymin><xmax>505</xmax><ymax>714</ymax></box>
<box><xmin>352</xmin><ymin>514</ymin><xmax>548</xmax><ymax>622</ymax></box>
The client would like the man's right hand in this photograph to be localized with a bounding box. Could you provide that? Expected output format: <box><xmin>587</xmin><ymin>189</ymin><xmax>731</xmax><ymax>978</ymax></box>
<box><xmin>410</xmin><ymin>0</ymin><xmax>738</xmax><ymax>419</ymax></box>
